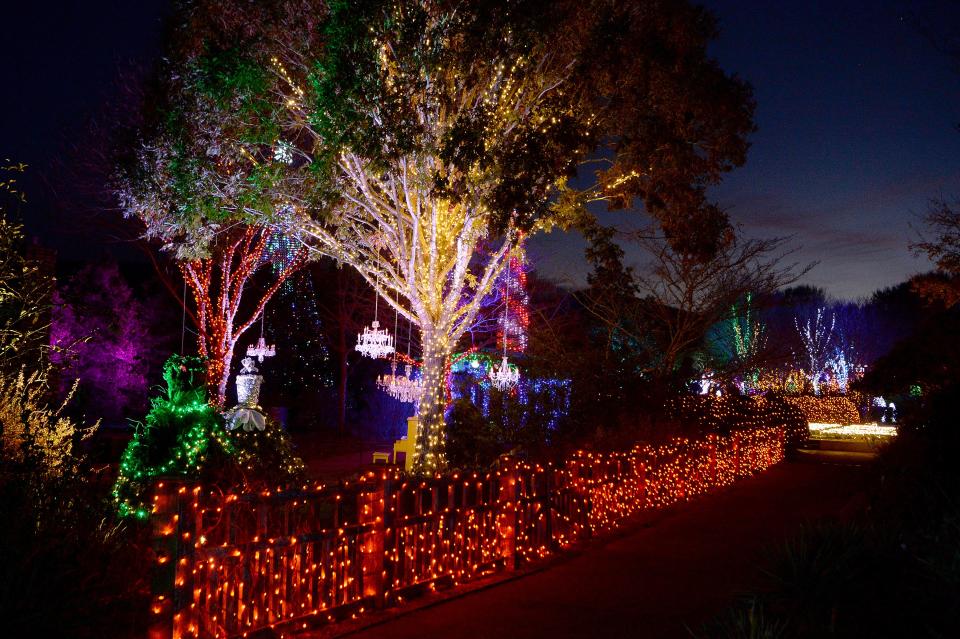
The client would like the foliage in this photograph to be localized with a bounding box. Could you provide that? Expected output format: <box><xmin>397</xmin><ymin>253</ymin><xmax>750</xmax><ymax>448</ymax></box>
<box><xmin>691</xmin><ymin>598</ymin><xmax>787</xmax><ymax>639</ymax></box>
<box><xmin>444</xmin><ymin>399</ymin><xmax>501</xmax><ymax>470</ymax></box>
<box><xmin>0</xmin><ymin>368</ymin><xmax>95</xmax><ymax>477</ymax></box>
<box><xmin>0</xmin><ymin>200</ymin><xmax>149</xmax><ymax>638</ymax></box>
<box><xmin>0</xmin><ymin>163</ymin><xmax>51</xmax><ymax>374</ymax></box>
<box><xmin>911</xmin><ymin>198</ymin><xmax>960</xmax><ymax>307</ymax></box>
<box><xmin>113</xmin><ymin>354</ymin><xmax>234</xmax><ymax>518</ymax></box>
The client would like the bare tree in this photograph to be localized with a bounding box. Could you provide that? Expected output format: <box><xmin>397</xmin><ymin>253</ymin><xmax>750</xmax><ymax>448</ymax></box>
<box><xmin>580</xmin><ymin>225</ymin><xmax>810</xmax><ymax>382</ymax></box>
<box><xmin>911</xmin><ymin>199</ymin><xmax>960</xmax><ymax>307</ymax></box>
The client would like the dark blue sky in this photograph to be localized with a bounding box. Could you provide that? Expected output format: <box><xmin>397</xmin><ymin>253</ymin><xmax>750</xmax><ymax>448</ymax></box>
<box><xmin>2</xmin><ymin>1</ymin><xmax>959</xmax><ymax>300</ymax></box>
<box><xmin>532</xmin><ymin>0</ymin><xmax>960</xmax><ymax>300</ymax></box>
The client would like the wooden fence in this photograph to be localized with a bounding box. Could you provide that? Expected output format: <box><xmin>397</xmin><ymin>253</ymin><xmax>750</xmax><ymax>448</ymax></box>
<box><xmin>148</xmin><ymin>425</ymin><xmax>784</xmax><ymax>639</ymax></box>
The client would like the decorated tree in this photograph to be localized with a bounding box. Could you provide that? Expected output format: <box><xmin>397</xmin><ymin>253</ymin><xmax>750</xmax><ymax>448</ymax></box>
<box><xmin>795</xmin><ymin>307</ymin><xmax>836</xmax><ymax>395</ymax></box>
<box><xmin>121</xmin><ymin>0</ymin><xmax>754</xmax><ymax>471</ymax></box>
<box><xmin>178</xmin><ymin>226</ymin><xmax>306</xmax><ymax>405</ymax></box>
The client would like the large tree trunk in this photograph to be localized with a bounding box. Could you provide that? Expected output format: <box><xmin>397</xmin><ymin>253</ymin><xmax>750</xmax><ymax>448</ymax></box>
<box><xmin>336</xmin><ymin>325</ymin><xmax>348</xmax><ymax>436</ymax></box>
<box><xmin>412</xmin><ymin>327</ymin><xmax>450</xmax><ymax>474</ymax></box>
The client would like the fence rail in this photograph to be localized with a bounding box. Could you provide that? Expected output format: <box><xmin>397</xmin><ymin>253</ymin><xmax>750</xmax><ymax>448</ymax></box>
<box><xmin>149</xmin><ymin>426</ymin><xmax>784</xmax><ymax>639</ymax></box>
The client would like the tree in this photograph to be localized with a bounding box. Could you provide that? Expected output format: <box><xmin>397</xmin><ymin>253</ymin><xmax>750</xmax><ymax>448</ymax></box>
<box><xmin>794</xmin><ymin>307</ymin><xmax>835</xmax><ymax>395</ymax></box>
<box><xmin>911</xmin><ymin>199</ymin><xmax>960</xmax><ymax>307</ymax></box>
<box><xmin>628</xmin><ymin>229</ymin><xmax>805</xmax><ymax>380</ymax></box>
<box><xmin>121</xmin><ymin>0</ymin><xmax>755</xmax><ymax>471</ymax></box>
<box><xmin>179</xmin><ymin>226</ymin><xmax>306</xmax><ymax>406</ymax></box>
<box><xmin>51</xmin><ymin>262</ymin><xmax>170</xmax><ymax>422</ymax></box>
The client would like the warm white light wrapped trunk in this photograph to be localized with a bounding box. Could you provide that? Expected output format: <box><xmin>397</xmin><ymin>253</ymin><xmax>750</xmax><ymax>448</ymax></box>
<box><xmin>294</xmin><ymin>152</ymin><xmax>515</xmax><ymax>473</ymax></box>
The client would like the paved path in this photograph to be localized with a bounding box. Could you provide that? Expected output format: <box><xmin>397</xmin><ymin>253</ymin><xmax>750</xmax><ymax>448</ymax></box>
<box><xmin>341</xmin><ymin>455</ymin><xmax>867</xmax><ymax>639</ymax></box>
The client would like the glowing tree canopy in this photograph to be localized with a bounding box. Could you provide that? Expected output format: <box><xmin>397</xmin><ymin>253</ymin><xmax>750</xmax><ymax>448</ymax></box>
<box><xmin>120</xmin><ymin>0</ymin><xmax>754</xmax><ymax>472</ymax></box>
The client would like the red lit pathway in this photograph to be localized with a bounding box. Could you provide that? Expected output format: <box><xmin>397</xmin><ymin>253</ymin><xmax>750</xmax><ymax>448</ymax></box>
<box><xmin>337</xmin><ymin>453</ymin><xmax>867</xmax><ymax>639</ymax></box>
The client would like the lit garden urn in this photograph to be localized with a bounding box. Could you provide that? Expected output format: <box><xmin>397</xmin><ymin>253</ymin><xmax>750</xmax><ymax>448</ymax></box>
<box><xmin>226</xmin><ymin>356</ymin><xmax>267</xmax><ymax>431</ymax></box>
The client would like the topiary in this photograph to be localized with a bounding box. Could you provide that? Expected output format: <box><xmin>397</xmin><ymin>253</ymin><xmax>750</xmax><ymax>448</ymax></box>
<box><xmin>112</xmin><ymin>355</ymin><xmax>233</xmax><ymax>519</ymax></box>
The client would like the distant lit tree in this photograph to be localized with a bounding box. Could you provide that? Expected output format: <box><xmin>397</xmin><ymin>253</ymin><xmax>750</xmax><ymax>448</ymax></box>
<box><xmin>795</xmin><ymin>307</ymin><xmax>835</xmax><ymax>395</ymax></box>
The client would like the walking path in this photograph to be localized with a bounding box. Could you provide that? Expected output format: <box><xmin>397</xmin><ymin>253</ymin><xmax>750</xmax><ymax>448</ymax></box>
<box><xmin>335</xmin><ymin>454</ymin><xmax>867</xmax><ymax>639</ymax></box>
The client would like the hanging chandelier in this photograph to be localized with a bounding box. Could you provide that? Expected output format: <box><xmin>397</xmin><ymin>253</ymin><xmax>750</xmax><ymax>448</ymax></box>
<box><xmin>396</xmin><ymin>363</ymin><xmax>422</xmax><ymax>404</ymax></box>
<box><xmin>356</xmin><ymin>233</ymin><xmax>394</xmax><ymax>360</ymax></box>
<box><xmin>247</xmin><ymin>311</ymin><xmax>277</xmax><ymax>363</ymax></box>
<box><xmin>356</xmin><ymin>320</ymin><xmax>394</xmax><ymax>359</ymax></box>
<box><xmin>489</xmin><ymin>355</ymin><xmax>519</xmax><ymax>391</ymax></box>
<box><xmin>377</xmin><ymin>360</ymin><xmax>401</xmax><ymax>396</ymax></box>
<box><xmin>247</xmin><ymin>336</ymin><xmax>276</xmax><ymax>362</ymax></box>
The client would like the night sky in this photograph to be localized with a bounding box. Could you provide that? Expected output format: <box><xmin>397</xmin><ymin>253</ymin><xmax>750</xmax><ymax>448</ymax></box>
<box><xmin>2</xmin><ymin>1</ymin><xmax>959</xmax><ymax>300</ymax></box>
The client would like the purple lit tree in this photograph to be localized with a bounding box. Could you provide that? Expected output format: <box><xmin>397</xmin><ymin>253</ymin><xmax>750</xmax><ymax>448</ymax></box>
<box><xmin>51</xmin><ymin>262</ymin><xmax>170</xmax><ymax>422</ymax></box>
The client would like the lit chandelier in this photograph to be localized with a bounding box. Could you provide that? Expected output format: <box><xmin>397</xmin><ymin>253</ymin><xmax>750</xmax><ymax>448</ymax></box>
<box><xmin>489</xmin><ymin>356</ymin><xmax>520</xmax><ymax>391</ymax></box>
<box><xmin>355</xmin><ymin>253</ymin><xmax>394</xmax><ymax>359</ymax></box>
<box><xmin>247</xmin><ymin>313</ymin><xmax>276</xmax><ymax>362</ymax></box>
<box><xmin>356</xmin><ymin>320</ymin><xmax>394</xmax><ymax>358</ymax></box>
<box><xmin>377</xmin><ymin>361</ymin><xmax>402</xmax><ymax>398</ymax></box>
<box><xmin>396</xmin><ymin>363</ymin><xmax>423</xmax><ymax>404</ymax></box>
<box><xmin>489</xmin><ymin>241</ymin><xmax>520</xmax><ymax>391</ymax></box>
<box><xmin>247</xmin><ymin>336</ymin><xmax>276</xmax><ymax>362</ymax></box>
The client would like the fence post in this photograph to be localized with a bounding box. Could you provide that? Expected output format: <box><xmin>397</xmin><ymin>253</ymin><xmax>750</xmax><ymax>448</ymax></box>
<box><xmin>359</xmin><ymin>471</ymin><xmax>387</xmax><ymax>608</ymax></box>
<box><xmin>497</xmin><ymin>456</ymin><xmax>519</xmax><ymax>569</ymax></box>
<box><xmin>733</xmin><ymin>432</ymin><xmax>742</xmax><ymax>479</ymax></box>
<box><xmin>149</xmin><ymin>479</ymin><xmax>197</xmax><ymax>639</ymax></box>
<box><xmin>708</xmin><ymin>435</ymin><xmax>718</xmax><ymax>486</ymax></box>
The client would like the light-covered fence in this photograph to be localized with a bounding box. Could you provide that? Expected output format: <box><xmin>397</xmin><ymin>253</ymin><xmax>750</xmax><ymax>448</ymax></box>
<box><xmin>149</xmin><ymin>425</ymin><xmax>784</xmax><ymax>639</ymax></box>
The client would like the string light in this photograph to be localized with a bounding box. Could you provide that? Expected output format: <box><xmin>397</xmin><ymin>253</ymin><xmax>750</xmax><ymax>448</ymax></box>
<box><xmin>784</xmin><ymin>395</ymin><xmax>860</xmax><ymax>425</ymax></box>
<box><xmin>151</xmin><ymin>424</ymin><xmax>784</xmax><ymax>637</ymax></box>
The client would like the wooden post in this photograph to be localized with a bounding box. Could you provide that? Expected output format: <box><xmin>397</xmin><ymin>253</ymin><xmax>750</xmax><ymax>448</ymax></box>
<box><xmin>359</xmin><ymin>472</ymin><xmax>387</xmax><ymax>607</ymax></box>
<box><xmin>733</xmin><ymin>432</ymin><xmax>741</xmax><ymax>479</ymax></box>
<box><xmin>497</xmin><ymin>456</ymin><xmax>519</xmax><ymax>569</ymax></box>
<box><xmin>149</xmin><ymin>479</ymin><xmax>197</xmax><ymax>639</ymax></box>
<box><xmin>708</xmin><ymin>435</ymin><xmax>718</xmax><ymax>486</ymax></box>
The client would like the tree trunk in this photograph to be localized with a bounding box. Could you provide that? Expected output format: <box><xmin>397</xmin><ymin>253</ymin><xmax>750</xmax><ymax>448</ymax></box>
<box><xmin>336</xmin><ymin>326</ymin><xmax>348</xmax><ymax>436</ymax></box>
<box><xmin>412</xmin><ymin>327</ymin><xmax>450</xmax><ymax>474</ymax></box>
<box><xmin>207</xmin><ymin>340</ymin><xmax>234</xmax><ymax>408</ymax></box>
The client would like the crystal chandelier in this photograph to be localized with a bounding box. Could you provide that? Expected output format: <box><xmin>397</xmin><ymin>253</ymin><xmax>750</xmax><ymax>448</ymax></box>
<box><xmin>396</xmin><ymin>364</ymin><xmax>423</xmax><ymax>404</ymax></box>
<box><xmin>489</xmin><ymin>355</ymin><xmax>519</xmax><ymax>391</ymax></box>
<box><xmin>356</xmin><ymin>320</ymin><xmax>394</xmax><ymax>359</ymax></box>
<box><xmin>248</xmin><ymin>312</ymin><xmax>277</xmax><ymax>362</ymax></box>
<box><xmin>356</xmin><ymin>242</ymin><xmax>395</xmax><ymax>360</ymax></box>
<box><xmin>377</xmin><ymin>361</ymin><xmax>402</xmax><ymax>398</ymax></box>
<box><xmin>247</xmin><ymin>336</ymin><xmax>276</xmax><ymax>362</ymax></box>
